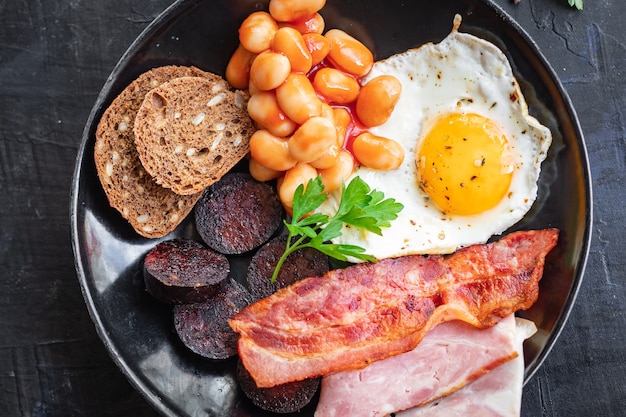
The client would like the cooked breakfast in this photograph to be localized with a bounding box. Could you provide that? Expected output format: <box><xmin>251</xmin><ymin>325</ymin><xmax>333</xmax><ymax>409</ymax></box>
<box><xmin>92</xmin><ymin>0</ymin><xmax>558</xmax><ymax>414</ymax></box>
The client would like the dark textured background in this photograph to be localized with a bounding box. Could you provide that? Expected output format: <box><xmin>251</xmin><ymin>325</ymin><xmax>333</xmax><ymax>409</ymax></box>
<box><xmin>0</xmin><ymin>0</ymin><xmax>624</xmax><ymax>416</ymax></box>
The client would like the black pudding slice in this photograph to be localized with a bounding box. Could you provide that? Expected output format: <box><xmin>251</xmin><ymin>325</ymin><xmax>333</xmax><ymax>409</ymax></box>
<box><xmin>173</xmin><ymin>278</ymin><xmax>252</xmax><ymax>359</ymax></box>
<box><xmin>194</xmin><ymin>172</ymin><xmax>283</xmax><ymax>254</ymax></box>
<box><xmin>247</xmin><ymin>234</ymin><xmax>330</xmax><ymax>301</ymax></box>
<box><xmin>143</xmin><ymin>238</ymin><xmax>229</xmax><ymax>304</ymax></box>
<box><xmin>237</xmin><ymin>358</ymin><xmax>320</xmax><ymax>413</ymax></box>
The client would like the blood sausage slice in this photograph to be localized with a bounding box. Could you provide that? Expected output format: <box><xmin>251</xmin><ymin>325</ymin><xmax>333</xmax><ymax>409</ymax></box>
<box><xmin>143</xmin><ymin>238</ymin><xmax>229</xmax><ymax>304</ymax></box>
<box><xmin>229</xmin><ymin>229</ymin><xmax>558</xmax><ymax>387</ymax></box>
<box><xmin>247</xmin><ymin>234</ymin><xmax>330</xmax><ymax>301</ymax></box>
<box><xmin>195</xmin><ymin>172</ymin><xmax>283</xmax><ymax>254</ymax></box>
<box><xmin>237</xmin><ymin>359</ymin><xmax>320</xmax><ymax>414</ymax></box>
<box><xmin>175</xmin><ymin>278</ymin><xmax>251</xmax><ymax>359</ymax></box>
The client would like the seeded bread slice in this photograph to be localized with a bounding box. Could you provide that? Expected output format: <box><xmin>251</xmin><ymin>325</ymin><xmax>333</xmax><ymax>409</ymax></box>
<box><xmin>133</xmin><ymin>76</ymin><xmax>253</xmax><ymax>195</ymax></box>
<box><xmin>94</xmin><ymin>65</ymin><xmax>217</xmax><ymax>238</ymax></box>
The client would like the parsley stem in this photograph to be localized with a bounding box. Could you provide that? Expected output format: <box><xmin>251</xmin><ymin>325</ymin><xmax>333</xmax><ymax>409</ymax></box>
<box><xmin>268</xmin><ymin>176</ymin><xmax>403</xmax><ymax>284</ymax></box>
<box><xmin>270</xmin><ymin>232</ymin><xmax>312</xmax><ymax>283</ymax></box>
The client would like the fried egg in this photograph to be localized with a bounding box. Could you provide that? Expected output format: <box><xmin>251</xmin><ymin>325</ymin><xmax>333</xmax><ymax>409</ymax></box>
<box><xmin>320</xmin><ymin>15</ymin><xmax>552</xmax><ymax>259</ymax></box>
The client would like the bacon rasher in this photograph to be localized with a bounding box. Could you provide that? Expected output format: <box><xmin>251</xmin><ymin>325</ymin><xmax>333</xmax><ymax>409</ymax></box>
<box><xmin>229</xmin><ymin>229</ymin><xmax>558</xmax><ymax>388</ymax></box>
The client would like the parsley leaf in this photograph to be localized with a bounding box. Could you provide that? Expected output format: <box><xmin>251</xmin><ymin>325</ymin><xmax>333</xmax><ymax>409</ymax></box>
<box><xmin>270</xmin><ymin>175</ymin><xmax>404</xmax><ymax>283</ymax></box>
<box><xmin>568</xmin><ymin>0</ymin><xmax>583</xmax><ymax>9</ymax></box>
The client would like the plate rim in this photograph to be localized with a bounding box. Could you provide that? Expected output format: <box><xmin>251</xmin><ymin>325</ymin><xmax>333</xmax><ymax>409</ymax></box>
<box><xmin>70</xmin><ymin>1</ymin><xmax>195</xmax><ymax>414</ymax></box>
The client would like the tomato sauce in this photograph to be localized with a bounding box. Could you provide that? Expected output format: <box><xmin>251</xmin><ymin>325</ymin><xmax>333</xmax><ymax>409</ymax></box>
<box><xmin>306</xmin><ymin>59</ymin><xmax>367</xmax><ymax>164</ymax></box>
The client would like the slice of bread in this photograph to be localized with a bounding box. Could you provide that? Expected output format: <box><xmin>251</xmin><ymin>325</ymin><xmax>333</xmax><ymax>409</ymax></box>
<box><xmin>94</xmin><ymin>65</ymin><xmax>216</xmax><ymax>238</ymax></box>
<box><xmin>133</xmin><ymin>76</ymin><xmax>253</xmax><ymax>195</ymax></box>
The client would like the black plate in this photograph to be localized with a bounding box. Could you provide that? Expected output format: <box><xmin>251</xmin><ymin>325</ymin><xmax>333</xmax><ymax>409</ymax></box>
<box><xmin>71</xmin><ymin>0</ymin><xmax>592</xmax><ymax>415</ymax></box>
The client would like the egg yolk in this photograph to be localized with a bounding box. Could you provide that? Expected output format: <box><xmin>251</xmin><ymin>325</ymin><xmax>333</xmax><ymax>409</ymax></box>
<box><xmin>416</xmin><ymin>113</ymin><xmax>513</xmax><ymax>215</ymax></box>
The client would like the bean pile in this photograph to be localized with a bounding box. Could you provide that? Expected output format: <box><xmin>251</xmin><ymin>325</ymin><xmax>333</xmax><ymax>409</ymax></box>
<box><xmin>225</xmin><ymin>0</ymin><xmax>404</xmax><ymax>211</ymax></box>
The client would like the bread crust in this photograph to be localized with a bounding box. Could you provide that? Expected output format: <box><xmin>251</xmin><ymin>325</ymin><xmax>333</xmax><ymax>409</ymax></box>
<box><xmin>133</xmin><ymin>76</ymin><xmax>254</xmax><ymax>195</ymax></box>
<box><xmin>94</xmin><ymin>66</ymin><xmax>220</xmax><ymax>238</ymax></box>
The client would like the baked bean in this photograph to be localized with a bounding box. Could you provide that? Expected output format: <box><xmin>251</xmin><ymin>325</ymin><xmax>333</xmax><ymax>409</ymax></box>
<box><xmin>276</xmin><ymin>177</ymin><xmax>292</xmax><ymax>216</ymax></box>
<box><xmin>250</xmin><ymin>51</ymin><xmax>291</xmax><ymax>91</ymax></box>
<box><xmin>356</xmin><ymin>75</ymin><xmax>402</xmax><ymax>127</ymax></box>
<box><xmin>279</xmin><ymin>12</ymin><xmax>325</xmax><ymax>35</ymax></box>
<box><xmin>269</xmin><ymin>0</ymin><xmax>326</xmax><ymax>23</ymax></box>
<box><xmin>248</xmin><ymin>77</ymin><xmax>260</xmax><ymax>96</ymax></box>
<box><xmin>278</xmin><ymin>162</ymin><xmax>318</xmax><ymax>209</ymax></box>
<box><xmin>325</xmin><ymin>29</ymin><xmax>373</xmax><ymax>77</ymax></box>
<box><xmin>249</xmin><ymin>158</ymin><xmax>282</xmax><ymax>182</ymax></box>
<box><xmin>319</xmin><ymin>150</ymin><xmax>355</xmax><ymax>194</ymax></box>
<box><xmin>303</xmin><ymin>33</ymin><xmax>330</xmax><ymax>66</ymax></box>
<box><xmin>320</xmin><ymin>102</ymin><xmax>335</xmax><ymax>120</ymax></box>
<box><xmin>247</xmin><ymin>91</ymin><xmax>297</xmax><ymax>137</ymax></box>
<box><xmin>239</xmin><ymin>11</ymin><xmax>278</xmax><ymax>54</ymax></box>
<box><xmin>276</xmin><ymin>73</ymin><xmax>322</xmax><ymax>124</ymax></box>
<box><xmin>332</xmin><ymin>107</ymin><xmax>351</xmax><ymax>148</ymax></box>
<box><xmin>288</xmin><ymin>116</ymin><xmax>337</xmax><ymax>163</ymax></box>
<box><xmin>313</xmin><ymin>67</ymin><xmax>360</xmax><ymax>104</ymax></box>
<box><xmin>310</xmin><ymin>142</ymin><xmax>339</xmax><ymax>169</ymax></box>
<box><xmin>352</xmin><ymin>132</ymin><xmax>404</xmax><ymax>170</ymax></box>
<box><xmin>272</xmin><ymin>27</ymin><xmax>312</xmax><ymax>73</ymax></box>
<box><xmin>250</xmin><ymin>130</ymin><xmax>297</xmax><ymax>171</ymax></box>
<box><xmin>225</xmin><ymin>44</ymin><xmax>256</xmax><ymax>89</ymax></box>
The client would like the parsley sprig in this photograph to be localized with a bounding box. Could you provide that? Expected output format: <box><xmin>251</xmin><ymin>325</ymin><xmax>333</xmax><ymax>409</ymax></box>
<box><xmin>568</xmin><ymin>0</ymin><xmax>583</xmax><ymax>10</ymax></box>
<box><xmin>270</xmin><ymin>175</ymin><xmax>404</xmax><ymax>283</ymax></box>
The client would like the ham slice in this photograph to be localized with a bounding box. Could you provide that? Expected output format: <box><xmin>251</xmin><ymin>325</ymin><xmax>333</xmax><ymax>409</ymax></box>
<box><xmin>230</xmin><ymin>229</ymin><xmax>558</xmax><ymax>388</ymax></box>
<box><xmin>396</xmin><ymin>318</ymin><xmax>537</xmax><ymax>417</ymax></box>
<box><xmin>314</xmin><ymin>315</ymin><xmax>535</xmax><ymax>417</ymax></box>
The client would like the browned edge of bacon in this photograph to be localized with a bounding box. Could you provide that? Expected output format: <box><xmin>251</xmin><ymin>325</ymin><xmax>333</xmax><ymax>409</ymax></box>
<box><xmin>229</xmin><ymin>229</ymin><xmax>559</xmax><ymax>388</ymax></box>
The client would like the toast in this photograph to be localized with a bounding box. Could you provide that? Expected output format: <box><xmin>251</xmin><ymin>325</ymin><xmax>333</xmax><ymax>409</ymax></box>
<box><xmin>133</xmin><ymin>76</ymin><xmax>253</xmax><ymax>195</ymax></box>
<box><xmin>94</xmin><ymin>65</ymin><xmax>216</xmax><ymax>238</ymax></box>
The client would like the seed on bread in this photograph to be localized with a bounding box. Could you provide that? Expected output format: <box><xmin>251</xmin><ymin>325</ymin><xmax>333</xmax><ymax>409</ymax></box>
<box><xmin>94</xmin><ymin>65</ymin><xmax>220</xmax><ymax>238</ymax></box>
<box><xmin>133</xmin><ymin>76</ymin><xmax>254</xmax><ymax>195</ymax></box>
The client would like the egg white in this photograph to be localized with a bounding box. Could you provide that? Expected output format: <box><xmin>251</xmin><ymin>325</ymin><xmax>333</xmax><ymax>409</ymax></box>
<box><xmin>320</xmin><ymin>15</ymin><xmax>552</xmax><ymax>260</ymax></box>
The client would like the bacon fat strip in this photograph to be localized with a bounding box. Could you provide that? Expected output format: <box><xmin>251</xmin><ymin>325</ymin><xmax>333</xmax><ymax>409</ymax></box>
<box><xmin>229</xmin><ymin>229</ymin><xmax>558</xmax><ymax>388</ymax></box>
